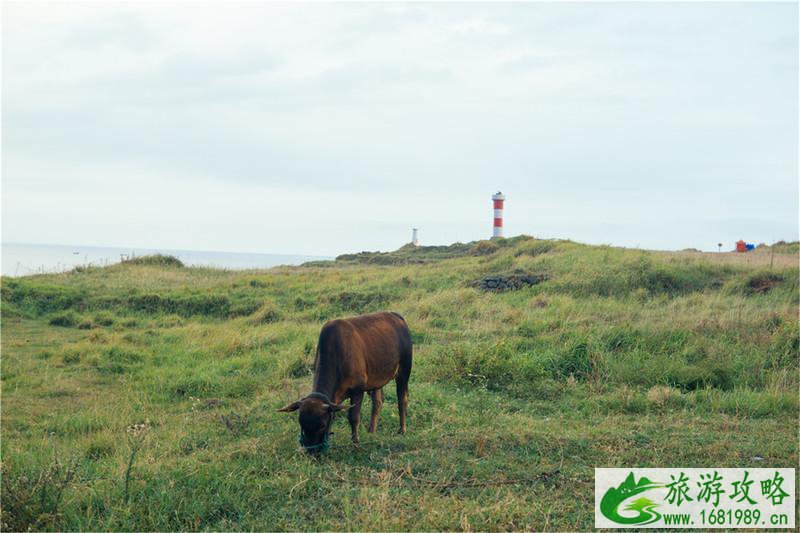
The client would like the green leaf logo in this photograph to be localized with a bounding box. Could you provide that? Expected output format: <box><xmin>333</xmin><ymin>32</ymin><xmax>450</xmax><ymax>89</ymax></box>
<box><xmin>600</xmin><ymin>472</ymin><xmax>664</xmax><ymax>525</ymax></box>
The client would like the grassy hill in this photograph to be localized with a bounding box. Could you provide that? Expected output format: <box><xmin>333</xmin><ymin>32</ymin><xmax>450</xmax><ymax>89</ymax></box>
<box><xmin>2</xmin><ymin>236</ymin><xmax>798</xmax><ymax>530</ymax></box>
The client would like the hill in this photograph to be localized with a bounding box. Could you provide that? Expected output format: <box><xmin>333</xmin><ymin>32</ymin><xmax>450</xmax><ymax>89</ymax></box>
<box><xmin>2</xmin><ymin>236</ymin><xmax>798</xmax><ymax>530</ymax></box>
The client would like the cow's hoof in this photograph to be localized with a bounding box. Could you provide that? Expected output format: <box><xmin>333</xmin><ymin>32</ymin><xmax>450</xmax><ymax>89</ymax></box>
<box><xmin>397</xmin><ymin>428</ymin><xmax>406</xmax><ymax>435</ymax></box>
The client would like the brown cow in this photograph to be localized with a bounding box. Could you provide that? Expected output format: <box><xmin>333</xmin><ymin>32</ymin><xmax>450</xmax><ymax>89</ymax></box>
<box><xmin>278</xmin><ymin>311</ymin><xmax>412</xmax><ymax>453</ymax></box>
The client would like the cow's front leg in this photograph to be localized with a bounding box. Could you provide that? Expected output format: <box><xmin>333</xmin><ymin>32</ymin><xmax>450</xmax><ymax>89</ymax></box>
<box><xmin>368</xmin><ymin>388</ymin><xmax>384</xmax><ymax>433</ymax></box>
<box><xmin>348</xmin><ymin>391</ymin><xmax>364</xmax><ymax>444</ymax></box>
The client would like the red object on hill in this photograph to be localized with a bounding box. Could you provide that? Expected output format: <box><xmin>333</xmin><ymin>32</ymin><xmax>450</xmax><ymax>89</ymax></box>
<box><xmin>736</xmin><ymin>240</ymin><xmax>747</xmax><ymax>253</ymax></box>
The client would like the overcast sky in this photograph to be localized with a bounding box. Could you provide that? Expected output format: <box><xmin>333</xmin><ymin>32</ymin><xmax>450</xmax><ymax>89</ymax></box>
<box><xmin>2</xmin><ymin>2</ymin><xmax>798</xmax><ymax>255</ymax></box>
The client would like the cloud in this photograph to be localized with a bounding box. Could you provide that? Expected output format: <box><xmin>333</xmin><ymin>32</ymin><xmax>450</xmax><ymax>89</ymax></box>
<box><xmin>2</xmin><ymin>2</ymin><xmax>797</xmax><ymax>253</ymax></box>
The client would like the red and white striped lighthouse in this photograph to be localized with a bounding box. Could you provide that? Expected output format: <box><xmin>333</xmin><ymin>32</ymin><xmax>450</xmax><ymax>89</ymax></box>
<box><xmin>492</xmin><ymin>191</ymin><xmax>505</xmax><ymax>238</ymax></box>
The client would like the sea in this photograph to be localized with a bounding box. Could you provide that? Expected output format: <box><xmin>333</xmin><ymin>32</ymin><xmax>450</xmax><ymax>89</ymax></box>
<box><xmin>1</xmin><ymin>242</ymin><xmax>331</xmax><ymax>277</ymax></box>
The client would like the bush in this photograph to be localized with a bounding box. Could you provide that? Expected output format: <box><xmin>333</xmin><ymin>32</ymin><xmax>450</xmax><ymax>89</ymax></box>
<box><xmin>555</xmin><ymin>254</ymin><xmax>728</xmax><ymax>298</ymax></box>
<box><xmin>472</xmin><ymin>240</ymin><xmax>499</xmax><ymax>256</ymax></box>
<box><xmin>326</xmin><ymin>291</ymin><xmax>391</xmax><ymax>313</ymax></box>
<box><xmin>123</xmin><ymin>254</ymin><xmax>184</xmax><ymax>268</ymax></box>
<box><xmin>746</xmin><ymin>272</ymin><xmax>784</xmax><ymax>294</ymax></box>
<box><xmin>514</xmin><ymin>240</ymin><xmax>557</xmax><ymax>257</ymax></box>
<box><xmin>1</xmin><ymin>458</ymin><xmax>77</xmax><ymax>531</ymax></box>
<box><xmin>0</xmin><ymin>302</ymin><xmax>25</xmax><ymax>319</ymax></box>
<box><xmin>126</xmin><ymin>294</ymin><xmax>231</xmax><ymax>318</ymax></box>
<box><xmin>49</xmin><ymin>312</ymin><xmax>78</xmax><ymax>327</ymax></box>
<box><xmin>94</xmin><ymin>312</ymin><xmax>115</xmax><ymax>326</ymax></box>
<box><xmin>724</xmin><ymin>270</ymin><xmax>793</xmax><ymax>297</ymax></box>
<box><xmin>62</xmin><ymin>350</ymin><xmax>81</xmax><ymax>365</ymax></box>
<box><xmin>229</xmin><ymin>300</ymin><xmax>261</xmax><ymax>317</ymax></box>
<box><xmin>2</xmin><ymin>280</ymin><xmax>85</xmax><ymax>315</ymax></box>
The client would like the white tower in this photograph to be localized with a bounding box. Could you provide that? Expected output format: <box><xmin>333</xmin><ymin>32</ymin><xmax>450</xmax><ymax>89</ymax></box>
<box><xmin>412</xmin><ymin>228</ymin><xmax>420</xmax><ymax>246</ymax></box>
<box><xmin>492</xmin><ymin>191</ymin><xmax>505</xmax><ymax>238</ymax></box>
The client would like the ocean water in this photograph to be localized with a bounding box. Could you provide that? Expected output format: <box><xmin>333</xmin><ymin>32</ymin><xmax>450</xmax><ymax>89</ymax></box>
<box><xmin>1</xmin><ymin>243</ymin><xmax>331</xmax><ymax>277</ymax></box>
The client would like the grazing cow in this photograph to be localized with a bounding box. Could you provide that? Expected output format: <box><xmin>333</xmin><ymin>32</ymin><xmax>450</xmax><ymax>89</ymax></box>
<box><xmin>278</xmin><ymin>311</ymin><xmax>412</xmax><ymax>453</ymax></box>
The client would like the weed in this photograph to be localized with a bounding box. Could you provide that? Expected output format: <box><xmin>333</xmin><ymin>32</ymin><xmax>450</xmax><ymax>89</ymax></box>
<box><xmin>1</xmin><ymin>457</ymin><xmax>77</xmax><ymax>531</ymax></box>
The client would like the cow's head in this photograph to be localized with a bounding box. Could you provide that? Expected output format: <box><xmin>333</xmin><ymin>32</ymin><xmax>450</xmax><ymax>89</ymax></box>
<box><xmin>278</xmin><ymin>393</ymin><xmax>349</xmax><ymax>454</ymax></box>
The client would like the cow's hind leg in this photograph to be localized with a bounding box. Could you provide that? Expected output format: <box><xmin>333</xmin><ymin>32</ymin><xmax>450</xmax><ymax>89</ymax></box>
<box><xmin>396</xmin><ymin>351</ymin><xmax>412</xmax><ymax>434</ymax></box>
<box><xmin>368</xmin><ymin>388</ymin><xmax>384</xmax><ymax>433</ymax></box>
<box><xmin>348</xmin><ymin>391</ymin><xmax>364</xmax><ymax>444</ymax></box>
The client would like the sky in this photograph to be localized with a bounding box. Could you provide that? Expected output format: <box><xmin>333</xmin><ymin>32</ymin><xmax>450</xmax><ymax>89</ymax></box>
<box><xmin>2</xmin><ymin>1</ymin><xmax>798</xmax><ymax>256</ymax></box>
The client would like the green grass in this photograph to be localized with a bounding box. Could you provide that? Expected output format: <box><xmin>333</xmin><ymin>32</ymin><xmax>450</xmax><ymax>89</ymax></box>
<box><xmin>2</xmin><ymin>237</ymin><xmax>798</xmax><ymax>530</ymax></box>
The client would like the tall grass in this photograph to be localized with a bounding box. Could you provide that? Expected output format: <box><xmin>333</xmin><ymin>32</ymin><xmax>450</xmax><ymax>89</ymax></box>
<box><xmin>1</xmin><ymin>237</ymin><xmax>797</xmax><ymax>530</ymax></box>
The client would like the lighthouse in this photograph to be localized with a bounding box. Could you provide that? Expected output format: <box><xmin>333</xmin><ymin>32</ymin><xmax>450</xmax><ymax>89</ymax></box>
<box><xmin>492</xmin><ymin>191</ymin><xmax>505</xmax><ymax>238</ymax></box>
<box><xmin>412</xmin><ymin>228</ymin><xmax>420</xmax><ymax>246</ymax></box>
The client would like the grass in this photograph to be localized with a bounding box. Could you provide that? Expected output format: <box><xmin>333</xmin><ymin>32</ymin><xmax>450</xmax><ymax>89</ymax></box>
<box><xmin>1</xmin><ymin>236</ymin><xmax>798</xmax><ymax>530</ymax></box>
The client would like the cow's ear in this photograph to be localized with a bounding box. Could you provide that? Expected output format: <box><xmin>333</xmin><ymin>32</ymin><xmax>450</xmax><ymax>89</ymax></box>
<box><xmin>328</xmin><ymin>402</ymin><xmax>350</xmax><ymax>413</ymax></box>
<box><xmin>277</xmin><ymin>400</ymin><xmax>303</xmax><ymax>412</ymax></box>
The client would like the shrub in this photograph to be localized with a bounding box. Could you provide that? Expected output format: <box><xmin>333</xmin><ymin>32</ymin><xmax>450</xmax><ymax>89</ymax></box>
<box><xmin>472</xmin><ymin>240</ymin><xmax>499</xmax><ymax>256</ymax></box>
<box><xmin>327</xmin><ymin>291</ymin><xmax>391</xmax><ymax>313</ymax></box>
<box><xmin>746</xmin><ymin>272</ymin><xmax>784</xmax><ymax>294</ymax></box>
<box><xmin>556</xmin><ymin>254</ymin><xmax>728</xmax><ymax>298</ymax></box>
<box><xmin>0</xmin><ymin>303</ymin><xmax>24</xmax><ymax>318</ymax></box>
<box><xmin>62</xmin><ymin>350</ymin><xmax>81</xmax><ymax>365</ymax></box>
<box><xmin>724</xmin><ymin>270</ymin><xmax>792</xmax><ymax>297</ymax></box>
<box><xmin>124</xmin><ymin>254</ymin><xmax>184</xmax><ymax>268</ymax></box>
<box><xmin>126</xmin><ymin>294</ymin><xmax>231</xmax><ymax>318</ymax></box>
<box><xmin>3</xmin><ymin>281</ymin><xmax>85</xmax><ymax>315</ymax></box>
<box><xmin>49</xmin><ymin>312</ymin><xmax>78</xmax><ymax>327</ymax></box>
<box><xmin>768</xmin><ymin>241</ymin><xmax>800</xmax><ymax>254</ymax></box>
<box><xmin>514</xmin><ymin>240</ymin><xmax>557</xmax><ymax>257</ymax></box>
<box><xmin>93</xmin><ymin>312</ymin><xmax>115</xmax><ymax>326</ymax></box>
<box><xmin>230</xmin><ymin>301</ymin><xmax>261</xmax><ymax>317</ymax></box>
<box><xmin>293</xmin><ymin>297</ymin><xmax>314</xmax><ymax>311</ymax></box>
<box><xmin>1</xmin><ymin>458</ymin><xmax>77</xmax><ymax>531</ymax></box>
